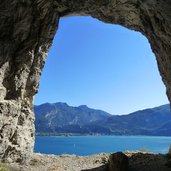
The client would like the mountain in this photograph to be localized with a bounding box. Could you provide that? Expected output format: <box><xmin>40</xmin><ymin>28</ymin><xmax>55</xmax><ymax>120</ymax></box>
<box><xmin>85</xmin><ymin>104</ymin><xmax>171</xmax><ymax>135</ymax></box>
<box><xmin>34</xmin><ymin>103</ymin><xmax>171</xmax><ymax>136</ymax></box>
<box><xmin>34</xmin><ymin>102</ymin><xmax>111</xmax><ymax>134</ymax></box>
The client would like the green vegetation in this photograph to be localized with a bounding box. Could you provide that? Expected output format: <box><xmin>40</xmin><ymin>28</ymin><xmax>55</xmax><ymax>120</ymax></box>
<box><xmin>0</xmin><ymin>164</ymin><xmax>9</xmax><ymax>171</ymax></box>
<box><xmin>0</xmin><ymin>163</ymin><xmax>18</xmax><ymax>171</ymax></box>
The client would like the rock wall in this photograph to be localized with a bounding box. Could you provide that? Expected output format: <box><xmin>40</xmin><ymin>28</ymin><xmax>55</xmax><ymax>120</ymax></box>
<box><xmin>0</xmin><ymin>0</ymin><xmax>171</xmax><ymax>163</ymax></box>
<box><xmin>0</xmin><ymin>0</ymin><xmax>59</xmax><ymax>162</ymax></box>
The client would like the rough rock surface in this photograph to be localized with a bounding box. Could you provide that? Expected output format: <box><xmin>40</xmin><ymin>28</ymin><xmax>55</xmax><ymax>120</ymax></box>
<box><xmin>2</xmin><ymin>152</ymin><xmax>171</xmax><ymax>171</ymax></box>
<box><xmin>0</xmin><ymin>0</ymin><xmax>171</xmax><ymax>163</ymax></box>
<box><xmin>108</xmin><ymin>152</ymin><xmax>128</xmax><ymax>171</ymax></box>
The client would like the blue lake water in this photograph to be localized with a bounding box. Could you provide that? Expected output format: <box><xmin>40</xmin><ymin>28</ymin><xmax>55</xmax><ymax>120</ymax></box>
<box><xmin>34</xmin><ymin>136</ymin><xmax>171</xmax><ymax>155</ymax></box>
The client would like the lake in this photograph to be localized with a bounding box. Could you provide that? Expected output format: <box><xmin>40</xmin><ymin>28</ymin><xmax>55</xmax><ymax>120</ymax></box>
<box><xmin>34</xmin><ymin>136</ymin><xmax>171</xmax><ymax>155</ymax></box>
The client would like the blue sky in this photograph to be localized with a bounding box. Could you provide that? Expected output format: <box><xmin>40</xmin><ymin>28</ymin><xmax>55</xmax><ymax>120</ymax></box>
<box><xmin>34</xmin><ymin>16</ymin><xmax>168</xmax><ymax>115</ymax></box>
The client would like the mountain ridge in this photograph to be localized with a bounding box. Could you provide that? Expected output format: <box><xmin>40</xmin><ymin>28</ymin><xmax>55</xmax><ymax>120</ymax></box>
<box><xmin>34</xmin><ymin>103</ymin><xmax>171</xmax><ymax>136</ymax></box>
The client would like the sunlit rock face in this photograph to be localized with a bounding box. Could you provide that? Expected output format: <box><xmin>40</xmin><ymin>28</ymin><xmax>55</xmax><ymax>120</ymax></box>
<box><xmin>0</xmin><ymin>0</ymin><xmax>171</xmax><ymax>163</ymax></box>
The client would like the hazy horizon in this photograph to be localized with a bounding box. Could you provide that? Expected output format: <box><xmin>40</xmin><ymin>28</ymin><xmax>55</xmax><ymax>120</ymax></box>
<box><xmin>34</xmin><ymin>16</ymin><xmax>169</xmax><ymax>115</ymax></box>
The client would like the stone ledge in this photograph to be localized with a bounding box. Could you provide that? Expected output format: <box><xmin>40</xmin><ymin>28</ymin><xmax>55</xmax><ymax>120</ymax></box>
<box><xmin>1</xmin><ymin>152</ymin><xmax>171</xmax><ymax>171</ymax></box>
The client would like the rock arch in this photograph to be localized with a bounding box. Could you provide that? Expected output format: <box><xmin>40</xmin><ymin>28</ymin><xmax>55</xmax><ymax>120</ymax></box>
<box><xmin>0</xmin><ymin>0</ymin><xmax>171</xmax><ymax>163</ymax></box>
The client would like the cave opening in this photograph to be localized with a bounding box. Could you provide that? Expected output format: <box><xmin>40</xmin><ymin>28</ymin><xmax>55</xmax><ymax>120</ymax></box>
<box><xmin>35</xmin><ymin>16</ymin><xmax>168</xmax><ymax>114</ymax></box>
<box><xmin>1</xmin><ymin>0</ymin><xmax>171</xmax><ymax>165</ymax></box>
<box><xmin>33</xmin><ymin>16</ymin><xmax>170</xmax><ymax>156</ymax></box>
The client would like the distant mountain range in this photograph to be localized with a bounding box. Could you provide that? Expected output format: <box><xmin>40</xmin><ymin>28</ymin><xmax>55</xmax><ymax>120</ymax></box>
<box><xmin>34</xmin><ymin>103</ymin><xmax>171</xmax><ymax>136</ymax></box>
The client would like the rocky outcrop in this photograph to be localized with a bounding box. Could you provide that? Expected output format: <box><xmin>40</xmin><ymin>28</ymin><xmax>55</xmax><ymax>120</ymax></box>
<box><xmin>108</xmin><ymin>152</ymin><xmax>128</xmax><ymax>171</ymax></box>
<box><xmin>2</xmin><ymin>152</ymin><xmax>171</xmax><ymax>171</ymax></box>
<box><xmin>0</xmin><ymin>0</ymin><xmax>59</xmax><ymax>162</ymax></box>
<box><xmin>0</xmin><ymin>0</ymin><xmax>171</xmax><ymax>163</ymax></box>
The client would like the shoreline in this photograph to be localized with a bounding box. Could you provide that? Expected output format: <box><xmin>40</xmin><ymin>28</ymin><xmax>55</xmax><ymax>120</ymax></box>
<box><xmin>35</xmin><ymin>133</ymin><xmax>171</xmax><ymax>137</ymax></box>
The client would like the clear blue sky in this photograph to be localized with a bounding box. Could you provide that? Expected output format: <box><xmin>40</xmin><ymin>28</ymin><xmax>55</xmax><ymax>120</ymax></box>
<box><xmin>34</xmin><ymin>16</ymin><xmax>168</xmax><ymax>115</ymax></box>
